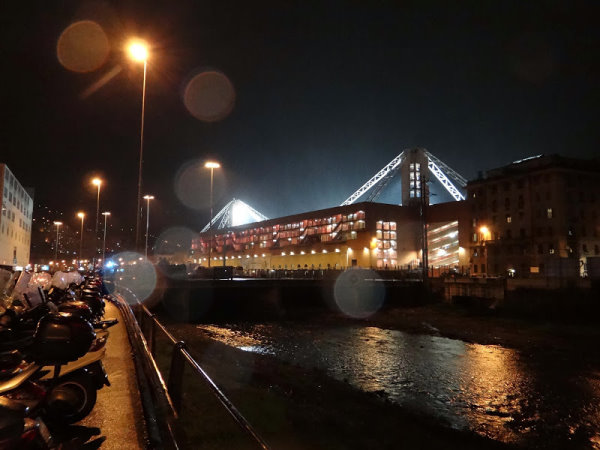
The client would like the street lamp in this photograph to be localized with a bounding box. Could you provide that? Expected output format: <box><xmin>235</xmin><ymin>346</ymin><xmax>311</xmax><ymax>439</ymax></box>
<box><xmin>92</xmin><ymin>178</ymin><xmax>102</xmax><ymax>262</ymax></box>
<box><xmin>77</xmin><ymin>212</ymin><xmax>85</xmax><ymax>268</ymax></box>
<box><xmin>53</xmin><ymin>221</ymin><xmax>62</xmax><ymax>263</ymax></box>
<box><xmin>102</xmin><ymin>212</ymin><xmax>111</xmax><ymax>265</ymax></box>
<box><xmin>204</xmin><ymin>161</ymin><xmax>220</xmax><ymax>267</ymax></box>
<box><xmin>128</xmin><ymin>39</ymin><xmax>149</xmax><ymax>252</ymax></box>
<box><xmin>143</xmin><ymin>195</ymin><xmax>154</xmax><ymax>259</ymax></box>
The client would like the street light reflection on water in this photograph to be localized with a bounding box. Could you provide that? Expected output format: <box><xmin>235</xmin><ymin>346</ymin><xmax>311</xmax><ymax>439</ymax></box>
<box><xmin>196</xmin><ymin>322</ymin><xmax>600</xmax><ymax>447</ymax></box>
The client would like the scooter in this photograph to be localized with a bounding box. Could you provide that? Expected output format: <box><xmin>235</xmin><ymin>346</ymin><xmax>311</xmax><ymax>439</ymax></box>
<box><xmin>0</xmin><ymin>396</ymin><xmax>55</xmax><ymax>449</ymax></box>
<box><xmin>0</xmin><ymin>312</ymin><xmax>110</xmax><ymax>425</ymax></box>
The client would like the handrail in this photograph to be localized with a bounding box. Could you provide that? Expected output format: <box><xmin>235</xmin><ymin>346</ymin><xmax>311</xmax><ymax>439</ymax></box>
<box><xmin>110</xmin><ymin>289</ymin><xmax>179</xmax><ymax>449</ymax></box>
<box><xmin>113</xmin><ymin>286</ymin><xmax>269</xmax><ymax>450</ymax></box>
<box><xmin>138</xmin><ymin>304</ymin><xmax>269</xmax><ymax>449</ymax></box>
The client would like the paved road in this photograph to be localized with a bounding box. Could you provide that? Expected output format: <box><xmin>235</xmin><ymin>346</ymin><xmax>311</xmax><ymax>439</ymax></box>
<box><xmin>78</xmin><ymin>301</ymin><xmax>147</xmax><ymax>448</ymax></box>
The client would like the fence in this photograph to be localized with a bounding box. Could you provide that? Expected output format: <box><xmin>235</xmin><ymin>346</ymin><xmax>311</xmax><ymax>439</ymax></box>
<box><xmin>113</xmin><ymin>291</ymin><xmax>269</xmax><ymax>449</ymax></box>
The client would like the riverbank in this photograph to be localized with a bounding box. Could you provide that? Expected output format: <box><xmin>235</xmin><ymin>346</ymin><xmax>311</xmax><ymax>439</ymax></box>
<box><xmin>353</xmin><ymin>303</ymin><xmax>600</xmax><ymax>359</ymax></box>
<box><xmin>158</xmin><ymin>315</ymin><xmax>509</xmax><ymax>449</ymax></box>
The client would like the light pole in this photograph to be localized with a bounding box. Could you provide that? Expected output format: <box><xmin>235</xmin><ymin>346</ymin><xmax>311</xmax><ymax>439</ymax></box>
<box><xmin>128</xmin><ymin>40</ymin><xmax>149</xmax><ymax>252</ymax></box>
<box><xmin>92</xmin><ymin>177</ymin><xmax>102</xmax><ymax>264</ymax></box>
<box><xmin>204</xmin><ymin>161</ymin><xmax>220</xmax><ymax>268</ymax></box>
<box><xmin>102</xmin><ymin>212</ymin><xmax>111</xmax><ymax>265</ymax></box>
<box><xmin>53</xmin><ymin>221</ymin><xmax>62</xmax><ymax>263</ymax></box>
<box><xmin>143</xmin><ymin>195</ymin><xmax>154</xmax><ymax>259</ymax></box>
<box><xmin>77</xmin><ymin>212</ymin><xmax>85</xmax><ymax>269</ymax></box>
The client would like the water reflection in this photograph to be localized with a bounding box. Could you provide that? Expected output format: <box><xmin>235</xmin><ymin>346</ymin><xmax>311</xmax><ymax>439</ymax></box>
<box><xmin>196</xmin><ymin>323</ymin><xmax>600</xmax><ymax>447</ymax></box>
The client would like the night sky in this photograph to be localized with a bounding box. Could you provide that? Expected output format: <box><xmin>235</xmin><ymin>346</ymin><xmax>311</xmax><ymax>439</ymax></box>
<box><xmin>2</xmin><ymin>1</ymin><xmax>599</xmax><ymax>240</ymax></box>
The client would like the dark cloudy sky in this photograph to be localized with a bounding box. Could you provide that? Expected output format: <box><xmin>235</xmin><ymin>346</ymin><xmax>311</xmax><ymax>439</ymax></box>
<box><xmin>1</xmin><ymin>1</ymin><xmax>599</xmax><ymax>237</ymax></box>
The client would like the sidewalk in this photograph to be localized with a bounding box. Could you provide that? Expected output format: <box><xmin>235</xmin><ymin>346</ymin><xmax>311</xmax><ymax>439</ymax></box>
<box><xmin>78</xmin><ymin>301</ymin><xmax>147</xmax><ymax>448</ymax></box>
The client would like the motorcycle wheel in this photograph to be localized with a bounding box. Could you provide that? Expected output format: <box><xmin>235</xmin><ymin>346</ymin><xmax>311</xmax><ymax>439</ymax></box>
<box><xmin>44</xmin><ymin>374</ymin><xmax>97</xmax><ymax>424</ymax></box>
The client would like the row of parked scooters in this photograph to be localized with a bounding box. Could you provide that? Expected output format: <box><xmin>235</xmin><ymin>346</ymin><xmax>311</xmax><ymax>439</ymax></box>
<box><xmin>0</xmin><ymin>271</ymin><xmax>117</xmax><ymax>448</ymax></box>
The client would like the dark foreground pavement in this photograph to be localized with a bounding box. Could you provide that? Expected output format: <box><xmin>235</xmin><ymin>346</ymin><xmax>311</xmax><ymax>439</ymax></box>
<box><xmin>78</xmin><ymin>301</ymin><xmax>147</xmax><ymax>448</ymax></box>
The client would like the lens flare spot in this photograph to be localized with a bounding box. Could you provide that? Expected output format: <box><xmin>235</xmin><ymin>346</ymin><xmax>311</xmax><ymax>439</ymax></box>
<box><xmin>183</xmin><ymin>71</ymin><xmax>235</xmax><ymax>122</ymax></box>
<box><xmin>57</xmin><ymin>20</ymin><xmax>110</xmax><ymax>73</ymax></box>
<box><xmin>154</xmin><ymin>227</ymin><xmax>197</xmax><ymax>259</ymax></box>
<box><xmin>174</xmin><ymin>159</ymin><xmax>226</xmax><ymax>210</ymax></box>
<box><xmin>104</xmin><ymin>252</ymin><xmax>157</xmax><ymax>305</ymax></box>
<box><xmin>333</xmin><ymin>269</ymin><xmax>386</xmax><ymax>318</ymax></box>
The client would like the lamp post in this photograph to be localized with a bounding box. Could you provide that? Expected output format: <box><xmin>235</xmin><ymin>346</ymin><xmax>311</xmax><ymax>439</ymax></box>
<box><xmin>92</xmin><ymin>178</ymin><xmax>102</xmax><ymax>265</ymax></box>
<box><xmin>102</xmin><ymin>212</ymin><xmax>111</xmax><ymax>265</ymax></box>
<box><xmin>53</xmin><ymin>221</ymin><xmax>62</xmax><ymax>263</ymax></box>
<box><xmin>143</xmin><ymin>195</ymin><xmax>154</xmax><ymax>259</ymax></box>
<box><xmin>204</xmin><ymin>161</ymin><xmax>220</xmax><ymax>267</ymax></box>
<box><xmin>128</xmin><ymin>40</ymin><xmax>149</xmax><ymax>252</ymax></box>
<box><xmin>77</xmin><ymin>212</ymin><xmax>85</xmax><ymax>268</ymax></box>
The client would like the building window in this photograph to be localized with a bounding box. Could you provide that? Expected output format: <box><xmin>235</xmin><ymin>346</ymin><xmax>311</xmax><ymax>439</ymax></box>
<box><xmin>473</xmin><ymin>264</ymin><xmax>478</xmax><ymax>273</ymax></box>
<box><xmin>481</xmin><ymin>264</ymin><xmax>486</xmax><ymax>273</ymax></box>
<box><xmin>583</xmin><ymin>244</ymin><xmax>588</xmax><ymax>253</ymax></box>
<box><xmin>520</xmin><ymin>228</ymin><xmax>526</xmax><ymax>238</ymax></box>
<box><xmin>537</xmin><ymin>244</ymin><xmax>543</xmax><ymax>254</ymax></box>
<box><xmin>595</xmin><ymin>245</ymin><xmax>599</xmax><ymax>255</ymax></box>
<box><xmin>506</xmin><ymin>230</ymin><xmax>512</xmax><ymax>239</ymax></box>
<box><xmin>547</xmin><ymin>208</ymin><xmax>553</xmax><ymax>219</ymax></box>
<box><xmin>506</xmin><ymin>215</ymin><xmax>512</xmax><ymax>223</ymax></box>
<box><xmin>505</xmin><ymin>198</ymin><xmax>510</xmax><ymax>210</ymax></box>
<box><xmin>472</xmin><ymin>233</ymin><xmax>478</xmax><ymax>242</ymax></box>
<box><xmin>549</xmin><ymin>244</ymin><xmax>555</xmax><ymax>254</ymax></box>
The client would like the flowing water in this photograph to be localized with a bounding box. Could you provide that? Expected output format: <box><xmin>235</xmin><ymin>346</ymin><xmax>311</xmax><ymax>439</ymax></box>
<box><xmin>195</xmin><ymin>322</ymin><xmax>600</xmax><ymax>447</ymax></box>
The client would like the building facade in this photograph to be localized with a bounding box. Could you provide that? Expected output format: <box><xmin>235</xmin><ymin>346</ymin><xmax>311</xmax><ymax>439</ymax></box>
<box><xmin>0</xmin><ymin>164</ymin><xmax>33</xmax><ymax>267</ymax></box>
<box><xmin>467</xmin><ymin>155</ymin><xmax>600</xmax><ymax>277</ymax></box>
<box><xmin>191</xmin><ymin>201</ymin><xmax>470</xmax><ymax>272</ymax></box>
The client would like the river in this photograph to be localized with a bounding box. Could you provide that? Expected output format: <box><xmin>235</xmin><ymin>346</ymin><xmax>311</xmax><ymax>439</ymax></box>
<box><xmin>194</xmin><ymin>321</ymin><xmax>600</xmax><ymax>448</ymax></box>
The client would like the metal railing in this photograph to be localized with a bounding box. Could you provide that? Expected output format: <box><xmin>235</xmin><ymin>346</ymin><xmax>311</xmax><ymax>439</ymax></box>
<box><xmin>113</xmin><ymin>291</ymin><xmax>269</xmax><ymax>449</ymax></box>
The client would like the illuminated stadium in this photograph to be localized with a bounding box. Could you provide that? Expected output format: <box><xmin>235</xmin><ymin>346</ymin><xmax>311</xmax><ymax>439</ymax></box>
<box><xmin>190</xmin><ymin>148</ymin><xmax>471</xmax><ymax>272</ymax></box>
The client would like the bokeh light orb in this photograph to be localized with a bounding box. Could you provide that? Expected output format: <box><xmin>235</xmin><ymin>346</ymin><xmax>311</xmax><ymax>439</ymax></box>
<box><xmin>154</xmin><ymin>227</ymin><xmax>197</xmax><ymax>258</ymax></box>
<box><xmin>103</xmin><ymin>252</ymin><xmax>157</xmax><ymax>305</ymax></box>
<box><xmin>57</xmin><ymin>20</ymin><xmax>109</xmax><ymax>73</ymax></box>
<box><xmin>333</xmin><ymin>269</ymin><xmax>386</xmax><ymax>318</ymax></box>
<box><xmin>174</xmin><ymin>159</ymin><xmax>226</xmax><ymax>210</ymax></box>
<box><xmin>183</xmin><ymin>70</ymin><xmax>235</xmax><ymax>122</ymax></box>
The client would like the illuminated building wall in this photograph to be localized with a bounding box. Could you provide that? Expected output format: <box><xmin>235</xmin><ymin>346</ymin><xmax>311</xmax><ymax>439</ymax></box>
<box><xmin>0</xmin><ymin>164</ymin><xmax>33</xmax><ymax>267</ymax></box>
<box><xmin>191</xmin><ymin>202</ymin><xmax>422</xmax><ymax>270</ymax></box>
<box><xmin>191</xmin><ymin>201</ymin><xmax>470</xmax><ymax>272</ymax></box>
<box><xmin>427</xmin><ymin>221</ymin><xmax>459</xmax><ymax>267</ymax></box>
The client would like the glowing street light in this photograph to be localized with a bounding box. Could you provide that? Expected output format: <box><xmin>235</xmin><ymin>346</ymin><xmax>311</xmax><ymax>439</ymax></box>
<box><xmin>129</xmin><ymin>42</ymin><xmax>148</xmax><ymax>62</ymax></box>
<box><xmin>204</xmin><ymin>161</ymin><xmax>221</xmax><ymax>267</ymax></box>
<box><xmin>91</xmin><ymin>177</ymin><xmax>102</xmax><ymax>262</ymax></box>
<box><xmin>77</xmin><ymin>212</ymin><xmax>85</xmax><ymax>268</ymax></box>
<box><xmin>53</xmin><ymin>221</ymin><xmax>62</xmax><ymax>263</ymax></box>
<box><xmin>128</xmin><ymin>39</ymin><xmax>149</xmax><ymax>252</ymax></box>
<box><xmin>143</xmin><ymin>195</ymin><xmax>154</xmax><ymax>259</ymax></box>
<box><xmin>102</xmin><ymin>212</ymin><xmax>111</xmax><ymax>264</ymax></box>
